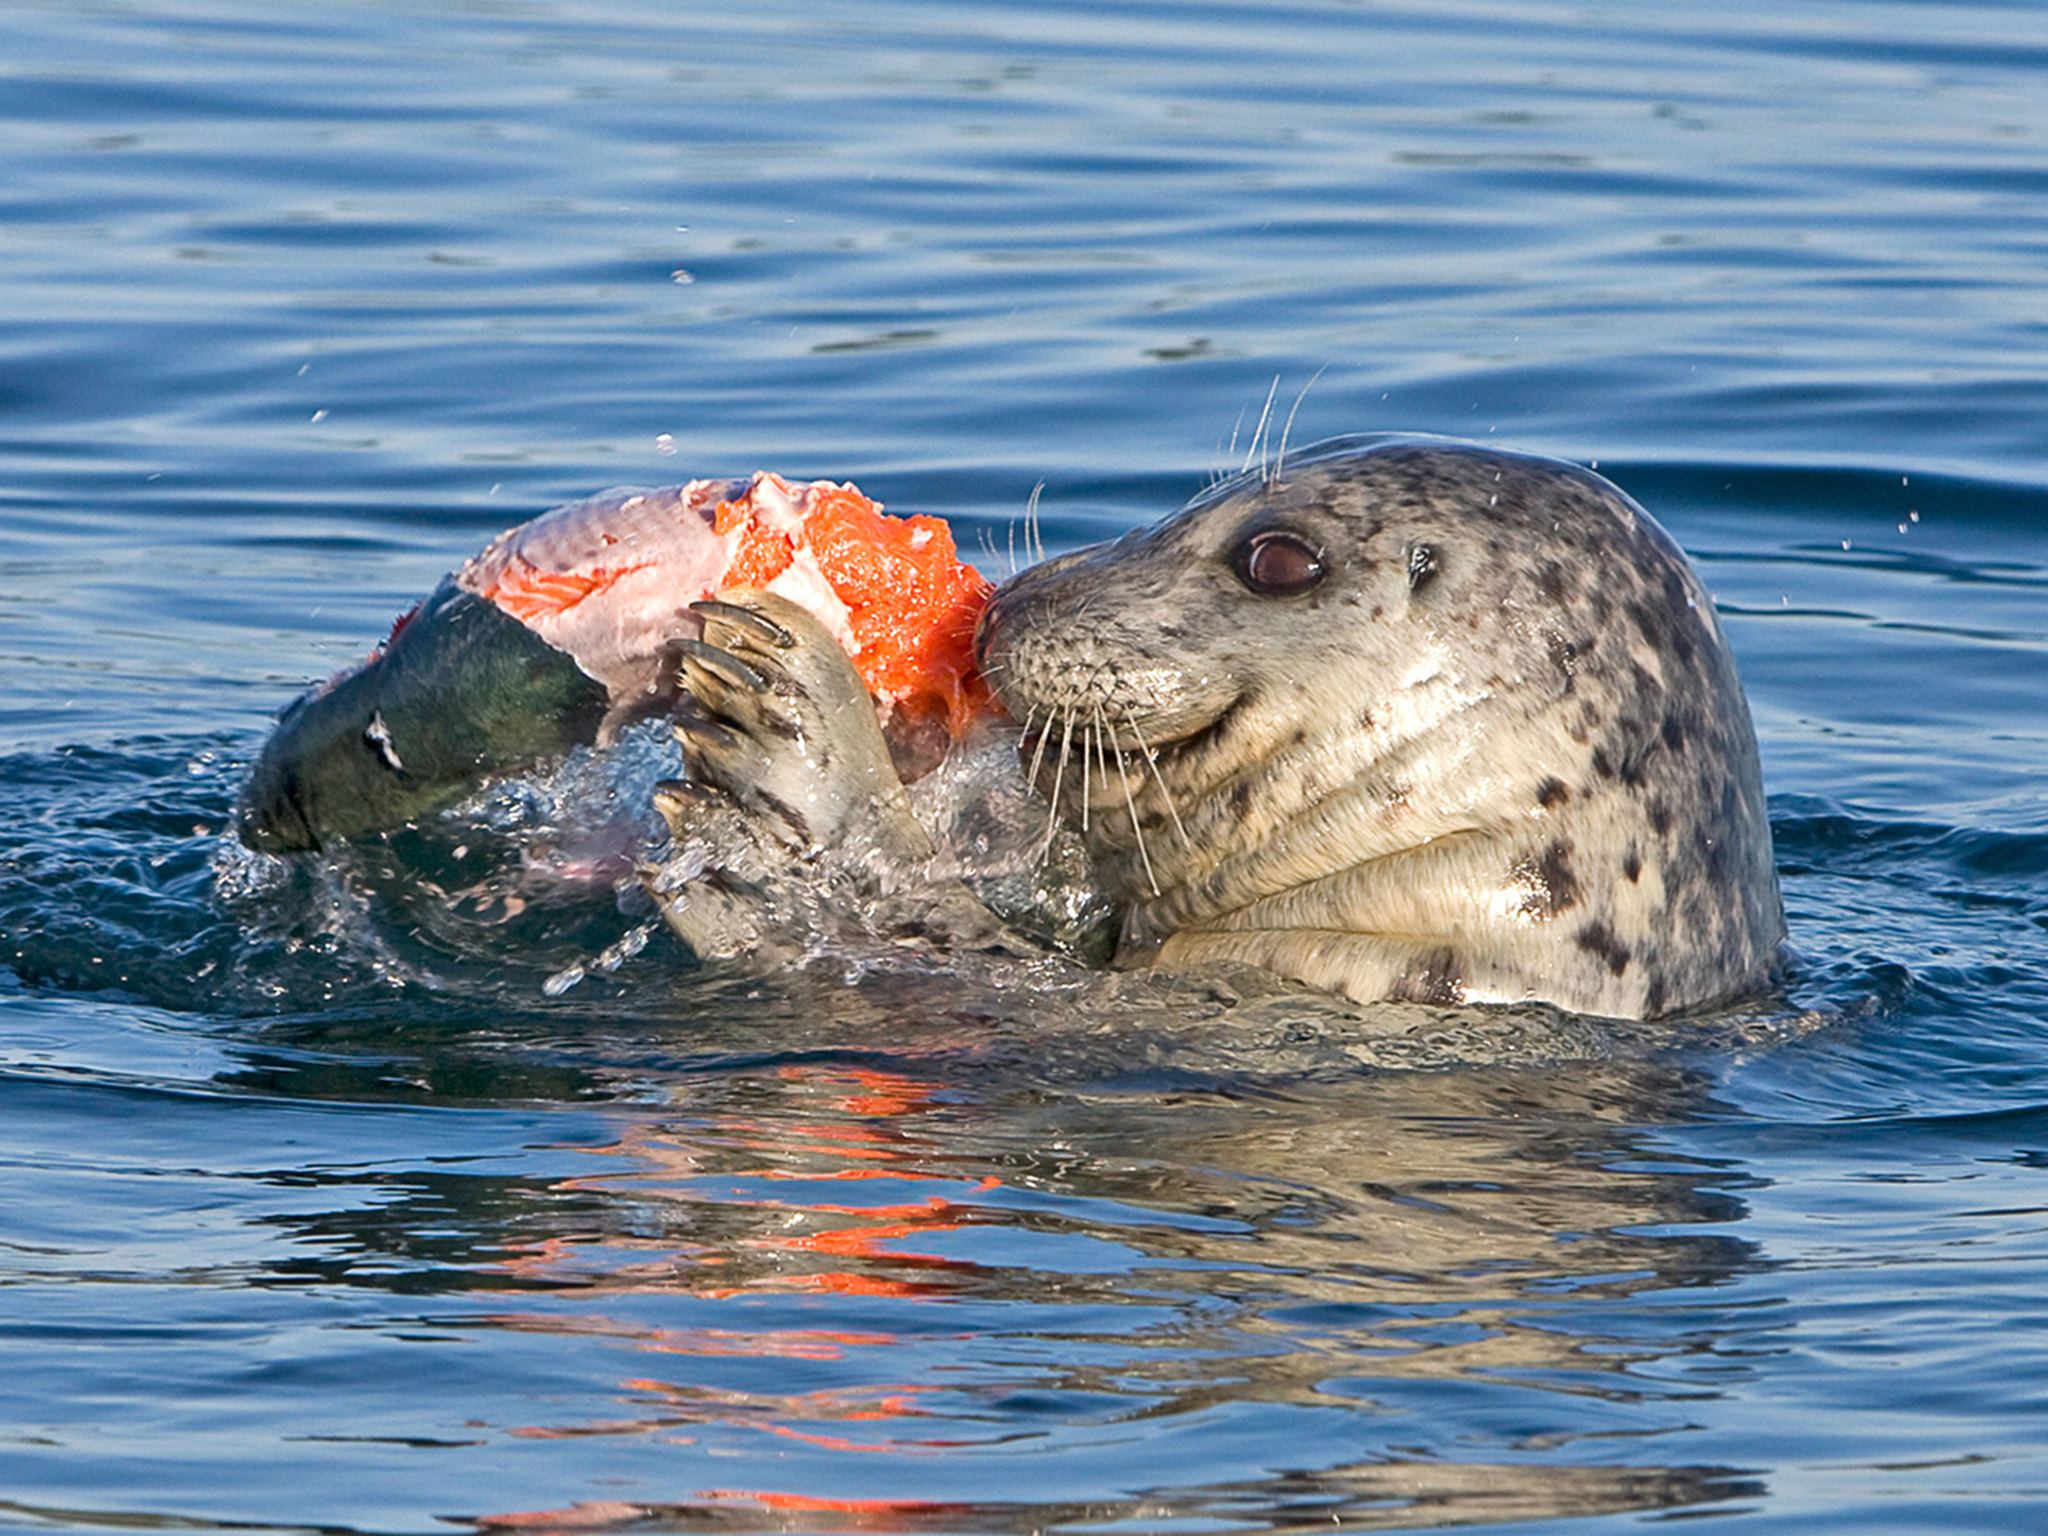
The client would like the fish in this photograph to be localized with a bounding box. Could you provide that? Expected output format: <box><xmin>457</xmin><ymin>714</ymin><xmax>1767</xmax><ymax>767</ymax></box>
<box><xmin>239</xmin><ymin>475</ymin><xmax>993</xmax><ymax>852</ymax></box>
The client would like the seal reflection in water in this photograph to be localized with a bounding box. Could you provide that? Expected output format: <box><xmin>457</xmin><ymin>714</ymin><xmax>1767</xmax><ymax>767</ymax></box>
<box><xmin>660</xmin><ymin>436</ymin><xmax>1786</xmax><ymax>1021</ymax></box>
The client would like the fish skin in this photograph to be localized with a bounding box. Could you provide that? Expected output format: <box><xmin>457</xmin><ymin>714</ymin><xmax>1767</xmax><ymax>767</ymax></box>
<box><xmin>238</xmin><ymin>580</ymin><xmax>609</xmax><ymax>852</ymax></box>
<box><xmin>238</xmin><ymin>483</ymin><xmax>737</xmax><ymax>855</ymax></box>
<box><xmin>458</xmin><ymin>481</ymin><xmax>740</xmax><ymax>705</ymax></box>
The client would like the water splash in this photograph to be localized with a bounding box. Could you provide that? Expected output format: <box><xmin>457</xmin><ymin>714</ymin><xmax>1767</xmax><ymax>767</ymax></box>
<box><xmin>543</xmin><ymin>919</ymin><xmax>656</xmax><ymax>998</ymax></box>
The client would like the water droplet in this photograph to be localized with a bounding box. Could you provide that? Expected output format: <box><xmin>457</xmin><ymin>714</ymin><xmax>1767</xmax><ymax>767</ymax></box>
<box><xmin>655</xmin><ymin>433</ymin><xmax>677</xmax><ymax>455</ymax></box>
<box><xmin>670</xmin><ymin>268</ymin><xmax>694</xmax><ymax>284</ymax></box>
<box><xmin>310</xmin><ymin>408</ymin><xmax>328</xmax><ymax>423</ymax></box>
<box><xmin>594</xmin><ymin>922</ymin><xmax>654</xmax><ymax>973</ymax></box>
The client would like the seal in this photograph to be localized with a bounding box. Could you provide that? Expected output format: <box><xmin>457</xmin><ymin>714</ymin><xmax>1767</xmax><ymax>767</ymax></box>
<box><xmin>655</xmin><ymin>435</ymin><xmax>1786</xmax><ymax>1020</ymax></box>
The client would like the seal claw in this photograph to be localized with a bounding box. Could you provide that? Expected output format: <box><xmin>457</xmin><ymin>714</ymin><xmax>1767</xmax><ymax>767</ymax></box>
<box><xmin>690</xmin><ymin>597</ymin><xmax>796</xmax><ymax>650</ymax></box>
<box><xmin>676</xmin><ymin>638</ymin><xmax>770</xmax><ymax>696</ymax></box>
<box><xmin>652</xmin><ymin>776</ymin><xmax>723</xmax><ymax>812</ymax></box>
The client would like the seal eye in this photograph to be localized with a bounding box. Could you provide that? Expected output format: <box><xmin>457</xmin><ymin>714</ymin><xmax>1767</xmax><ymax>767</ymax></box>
<box><xmin>1234</xmin><ymin>530</ymin><xmax>1326</xmax><ymax>597</ymax></box>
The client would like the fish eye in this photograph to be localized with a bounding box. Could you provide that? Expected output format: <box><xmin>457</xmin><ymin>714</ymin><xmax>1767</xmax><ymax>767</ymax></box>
<box><xmin>1233</xmin><ymin>529</ymin><xmax>1326</xmax><ymax>597</ymax></box>
<box><xmin>361</xmin><ymin>712</ymin><xmax>407</xmax><ymax>777</ymax></box>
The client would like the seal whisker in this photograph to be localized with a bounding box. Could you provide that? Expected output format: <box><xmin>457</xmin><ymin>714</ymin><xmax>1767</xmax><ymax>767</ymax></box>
<box><xmin>1079</xmin><ymin>709</ymin><xmax>1093</xmax><ymax>832</ymax></box>
<box><xmin>1026</xmin><ymin>700</ymin><xmax>1056</xmax><ymax>787</ymax></box>
<box><xmin>1025</xmin><ymin>480</ymin><xmax>1047</xmax><ymax>566</ymax></box>
<box><xmin>1040</xmin><ymin>703</ymin><xmax>1076</xmax><ymax>858</ymax></box>
<box><xmin>1100</xmin><ymin>704</ymin><xmax>1159</xmax><ymax>897</ymax></box>
<box><xmin>1216</xmin><ymin>404</ymin><xmax>1254</xmax><ymax>488</ymax></box>
<box><xmin>1269</xmin><ymin>365</ymin><xmax>1327</xmax><ymax>488</ymax></box>
<box><xmin>1122</xmin><ymin>707</ymin><xmax>1192</xmax><ymax>851</ymax></box>
<box><xmin>1092</xmin><ymin>707</ymin><xmax>1110</xmax><ymax>797</ymax></box>
<box><xmin>1243</xmin><ymin>376</ymin><xmax>1280</xmax><ymax>477</ymax></box>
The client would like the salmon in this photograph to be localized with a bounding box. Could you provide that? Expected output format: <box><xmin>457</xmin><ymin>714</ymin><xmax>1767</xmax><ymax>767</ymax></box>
<box><xmin>239</xmin><ymin>475</ymin><xmax>994</xmax><ymax>852</ymax></box>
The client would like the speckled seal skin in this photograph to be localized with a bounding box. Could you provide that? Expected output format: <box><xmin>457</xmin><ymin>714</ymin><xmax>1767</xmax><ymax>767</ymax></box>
<box><xmin>973</xmin><ymin>434</ymin><xmax>1786</xmax><ymax>1018</ymax></box>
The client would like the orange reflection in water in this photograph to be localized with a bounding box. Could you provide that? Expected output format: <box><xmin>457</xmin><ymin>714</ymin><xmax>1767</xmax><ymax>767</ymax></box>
<box><xmin>479</xmin><ymin>1063</ymin><xmax>1006</xmax><ymax>1463</ymax></box>
<box><xmin>476</xmin><ymin>1490</ymin><xmax>954</xmax><ymax>1534</ymax></box>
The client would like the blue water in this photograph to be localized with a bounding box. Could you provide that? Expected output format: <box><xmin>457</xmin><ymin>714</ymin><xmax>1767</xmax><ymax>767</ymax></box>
<box><xmin>3</xmin><ymin>1</ymin><xmax>2046</xmax><ymax>1530</ymax></box>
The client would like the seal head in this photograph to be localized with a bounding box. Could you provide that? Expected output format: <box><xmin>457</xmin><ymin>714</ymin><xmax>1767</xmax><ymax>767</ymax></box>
<box><xmin>973</xmin><ymin>434</ymin><xmax>1784</xmax><ymax>1018</ymax></box>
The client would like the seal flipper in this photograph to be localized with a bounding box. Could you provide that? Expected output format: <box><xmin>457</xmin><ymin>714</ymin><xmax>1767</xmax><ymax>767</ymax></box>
<box><xmin>239</xmin><ymin>579</ymin><xmax>610</xmax><ymax>853</ymax></box>
<box><xmin>647</xmin><ymin>589</ymin><xmax>1025</xmax><ymax>963</ymax></box>
<box><xmin>671</xmin><ymin>589</ymin><xmax>933</xmax><ymax>863</ymax></box>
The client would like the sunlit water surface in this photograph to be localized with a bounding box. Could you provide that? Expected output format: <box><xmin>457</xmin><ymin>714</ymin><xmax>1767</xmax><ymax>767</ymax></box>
<box><xmin>2</xmin><ymin>2</ymin><xmax>2046</xmax><ymax>1532</ymax></box>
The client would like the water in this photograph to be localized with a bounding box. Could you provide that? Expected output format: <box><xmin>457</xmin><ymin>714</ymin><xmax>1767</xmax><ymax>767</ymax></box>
<box><xmin>2</xmin><ymin>0</ymin><xmax>2046</xmax><ymax>1529</ymax></box>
